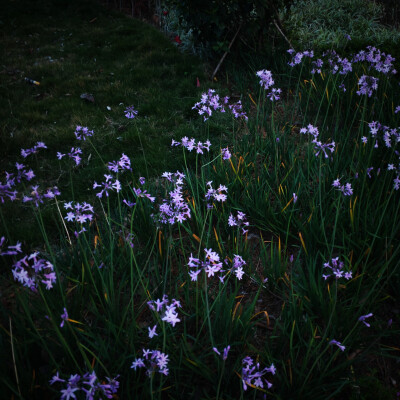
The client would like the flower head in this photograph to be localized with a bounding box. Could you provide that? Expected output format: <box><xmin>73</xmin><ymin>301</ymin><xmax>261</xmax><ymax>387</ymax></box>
<box><xmin>74</xmin><ymin>126</ymin><xmax>93</xmax><ymax>141</ymax></box>
<box><xmin>124</xmin><ymin>106</ymin><xmax>138</xmax><ymax>119</ymax></box>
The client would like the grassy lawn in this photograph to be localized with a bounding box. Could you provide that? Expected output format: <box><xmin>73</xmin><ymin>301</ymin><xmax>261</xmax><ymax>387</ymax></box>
<box><xmin>0</xmin><ymin>0</ymin><xmax>215</xmax><ymax>242</ymax></box>
<box><xmin>1</xmin><ymin>0</ymin><xmax>400</xmax><ymax>399</ymax></box>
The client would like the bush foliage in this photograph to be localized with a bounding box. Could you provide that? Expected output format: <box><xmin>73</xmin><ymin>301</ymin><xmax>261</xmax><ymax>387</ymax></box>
<box><xmin>281</xmin><ymin>0</ymin><xmax>400</xmax><ymax>51</ymax></box>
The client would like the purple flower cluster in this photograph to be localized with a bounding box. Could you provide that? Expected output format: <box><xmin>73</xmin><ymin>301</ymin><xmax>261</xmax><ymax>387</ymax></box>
<box><xmin>124</xmin><ymin>105</ymin><xmax>138</xmax><ymax>119</ymax></box>
<box><xmin>368</xmin><ymin>121</ymin><xmax>400</xmax><ymax>148</ymax></box>
<box><xmin>64</xmin><ymin>201</ymin><xmax>94</xmax><ymax>223</ymax></box>
<box><xmin>366</xmin><ymin>121</ymin><xmax>400</xmax><ymax>190</ymax></box>
<box><xmin>192</xmin><ymin>89</ymin><xmax>228</xmax><ymax>121</ymax></box>
<box><xmin>192</xmin><ymin>89</ymin><xmax>248</xmax><ymax>121</ymax></box>
<box><xmin>256</xmin><ymin>69</ymin><xmax>282</xmax><ymax>101</ymax></box>
<box><xmin>241</xmin><ymin>356</ymin><xmax>276</xmax><ymax>391</ymax></box>
<box><xmin>300</xmin><ymin>124</ymin><xmax>335</xmax><ymax>158</ymax></box>
<box><xmin>171</xmin><ymin>136</ymin><xmax>211</xmax><ymax>154</ymax></box>
<box><xmin>289</xmin><ymin>46</ymin><xmax>396</xmax><ymax>77</ymax></box>
<box><xmin>287</xmin><ymin>49</ymin><xmax>314</xmax><ymax>67</ymax></box>
<box><xmin>0</xmin><ymin>239</ymin><xmax>56</xmax><ymax>291</ymax></box>
<box><xmin>288</xmin><ymin>46</ymin><xmax>396</xmax><ymax>96</ymax></box>
<box><xmin>74</xmin><ymin>126</ymin><xmax>93</xmax><ymax>141</ymax></box>
<box><xmin>12</xmin><ymin>162</ymin><xmax>35</xmax><ymax>182</ymax></box>
<box><xmin>205</xmin><ymin>181</ymin><xmax>228</xmax><ymax>204</ymax></box>
<box><xmin>21</xmin><ymin>141</ymin><xmax>47</xmax><ymax>158</ymax></box>
<box><xmin>49</xmin><ymin>370</ymin><xmax>119</xmax><ymax>399</ymax></box>
<box><xmin>323</xmin><ymin>50</ymin><xmax>353</xmax><ymax>75</ymax></box>
<box><xmin>187</xmin><ymin>248</ymin><xmax>246</xmax><ymax>282</ymax></box>
<box><xmin>107</xmin><ymin>153</ymin><xmax>132</xmax><ymax>173</ymax></box>
<box><xmin>322</xmin><ymin>257</ymin><xmax>352</xmax><ymax>281</ymax></box>
<box><xmin>356</xmin><ymin>75</ymin><xmax>379</xmax><ymax>97</ymax></box>
<box><xmin>23</xmin><ymin>185</ymin><xmax>60</xmax><ymax>207</ymax></box>
<box><xmin>1</xmin><ymin>163</ymin><xmax>36</xmax><ymax>203</ymax></box>
<box><xmin>131</xmin><ymin>349</ymin><xmax>169</xmax><ymax>376</ymax></box>
<box><xmin>228</xmin><ymin>211</ymin><xmax>249</xmax><ymax>235</ymax></box>
<box><xmin>352</xmin><ymin>46</ymin><xmax>397</xmax><ymax>75</ymax></box>
<box><xmin>221</xmin><ymin>147</ymin><xmax>231</xmax><ymax>160</ymax></box>
<box><xmin>228</xmin><ymin>100</ymin><xmax>248</xmax><ymax>120</ymax></box>
<box><xmin>332</xmin><ymin>178</ymin><xmax>353</xmax><ymax>196</ymax></box>
<box><xmin>1</xmin><ymin>158</ymin><xmax>59</xmax><ymax>206</ymax></box>
<box><xmin>57</xmin><ymin>147</ymin><xmax>83</xmax><ymax>166</ymax></box>
<box><xmin>153</xmin><ymin>171</ymin><xmax>191</xmax><ymax>225</ymax></box>
<box><xmin>93</xmin><ymin>174</ymin><xmax>121</xmax><ymax>198</ymax></box>
<box><xmin>147</xmin><ymin>294</ymin><xmax>182</xmax><ymax>327</ymax></box>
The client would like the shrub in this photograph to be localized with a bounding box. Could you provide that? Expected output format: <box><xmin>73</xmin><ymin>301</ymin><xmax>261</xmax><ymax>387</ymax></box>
<box><xmin>281</xmin><ymin>0</ymin><xmax>400</xmax><ymax>51</ymax></box>
<box><xmin>162</xmin><ymin>0</ymin><xmax>293</xmax><ymax>59</ymax></box>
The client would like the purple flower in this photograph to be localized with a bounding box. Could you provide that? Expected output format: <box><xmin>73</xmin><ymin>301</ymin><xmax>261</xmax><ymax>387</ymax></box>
<box><xmin>21</xmin><ymin>141</ymin><xmax>47</xmax><ymax>158</ymax></box>
<box><xmin>50</xmin><ymin>370</ymin><xmax>119</xmax><ymax>398</ymax></box>
<box><xmin>395</xmin><ymin>106</ymin><xmax>400</xmax><ymax>114</ymax></box>
<box><xmin>293</xmin><ymin>193</ymin><xmax>298</xmax><ymax>204</ymax></box>
<box><xmin>131</xmin><ymin>349</ymin><xmax>169</xmax><ymax>376</ymax></box>
<box><xmin>256</xmin><ymin>69</ymin><xmax>274</xmax><ymax>90</ymax></box>
<box><xmin>123</xmin><ymin>199</ymin><xmax>136</xmax><ymax>207</ymax></box>
<box><xmin>49</xmin><ymin>372</ymin><xmax>65</xmax><ymax>385</ymax></box>
<box><xmin>74</xmin><ymin>126</ymin><xmax>93</xmax><ymax>141</ymax></box>
<box><xmin>192</xmin><ymin>89</ymin><xmax>248</xmax><ymax>122</ymax></box>
<box><xmin>60</xmin><ymin>386</ymin><xmax>79</xmax><ymax>400</ymax></box>
<box><xmin>394</xmin><ymin>176</ymin><xmax>400</xmax><ymax>190</ymax></box>
<box><xmin>187</xmin><ymin>248</ymin><xmax>246</xmax><ymax>282</ymax></box>
<box><xmin>213</xmin><ymin>346</ymin><xmax>230</xmax><ymax>361</ymax></box>
<box><xmin>311</xmin><ymin>58</ymin><xmax>324</xmax><ymax>74</ymax></box>
<box><xmin>148</xmin><ymin>325</ymin><xmax>158</xmax><ymax>338</ymax></box>
<box><xmin>205</xmin><ymin>181</ymin><xmax>228</xmax><ymax>204</ymax></box>
<box><xmin>322</xmin><ymin>257</ymin><xmax>352</xmax><ymax>281</ymax></box>
<box><xmin>313</xmin><ymin>140</ymin><xmax>335</xmax><ymax>158</ymax></box>
<box><xmin>162</xmin><ymin>306</ymin><xmax>181</xmax><ymax>326</ymax></box>
<box><xmin>7</xmin><ymin>249</ymin><xmax>56</xmax><ymax>291</ymax></box>
<box><xmin>329</xmin><ymin>339</ymin><xmax>346</xmax><ymax>352</ymax></box>
<box><xmin>93</xmin><ymin>175</ymin><xmax>121</xmax><ymax>198</ymax></box>
<box><xmin>356</xmin><ymin>75</ymin><xmax>379</xmax><ymax>97</ymax></box>
<box><xmin>0</xmin><ymin>238</ymin><xmax>22</xmax><ymax>256</ymax></box>
<box><xmin>241</xmin><ymin>356</ymin><xmax>275</xmax><ymax>391</ymax></box>
<box><xmin>192</xmin><ymin>89</ymin><xmax>224</xmax><ymax>121</ymax></box>
<box><xmin>172</xmin><ymin>136</ymin><xmax>211</xmax><ymax>154</ymax></box>
<box><xmin>58</xmin><ymin>147</ymin><xmax>83</xmax><ymax>166</ymax></box>
<box><xmin>139</xmin><ymin>176</ymin><xmax>146</xmax><ymax>185</ymax></box>
<box><xmin>228</xmin><ymin>211</ymin><xmax>249</xmax><ymax>235</ymax></box>
<box><xmin>358</xmin><ymin>313</ymin><xmax>373</xmax><ymax>327</ymax></box>
<box><xmin>63</xmin><ymin>201</ymin><xmax>94</xmax><ymax>224</ymax></box>
<box><xmin>124</xmin><ymin>105</ymin><xmax>138</xmax><ymax>119</ymax></box>
<box><xmin>267</xmin><ymin>87</ymin><xmax>282</xmax><ymax>101</ymax></box>
<box><xmin>60</xmin><ymin>308</ymin><xmax>68</xmax><ymax>328</ymax></box>
<box><xmin>288</xmin><ymin>49</ymin><xmax>314</xmax><ymax>67</ymax></box>
<box><xmin>229</xmin><ymin>100</ymin><xmax>248</xmax><ymax>120</ymax></box>
<box><xmin>256</xmin><ymin>69</ymin><xmax>281</xmax><ymax>101</ymax></box>
<box><xmin>148</xmin><ymin>295</ymin><xmax>182</xmax><ymax>327</ymax></box>
<box><xmin>132</xmin><ymin>187</ymin><xmax>155</xmax><ymax>202</ymax></box>
<box><xmin>152</xmin><ymin>172</ymin><xmax>190</xmax><ymax>225</ymax></box>
<box><xmin>107</xmin><ymin>153</ymin><xmax>132</xmax><ymax>173</ymax></box>
<box><xmin>332</xmin><ymin>178</ymin><xmax>353</xmax><ymax>197</ymax></box>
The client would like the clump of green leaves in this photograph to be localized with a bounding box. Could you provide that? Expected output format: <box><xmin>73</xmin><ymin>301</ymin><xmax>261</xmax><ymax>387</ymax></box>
<box><xmin>281</xmin><ymin>0</ymin><xmax>400</xmax><ymax>51</ymax></box>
